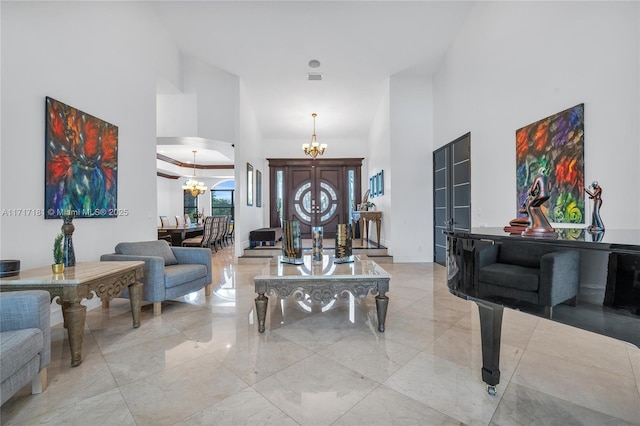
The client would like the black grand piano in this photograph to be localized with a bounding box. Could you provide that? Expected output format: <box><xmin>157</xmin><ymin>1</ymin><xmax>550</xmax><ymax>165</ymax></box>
<box><xmin>446</xmin><ymin>227</ymin><xmax>640</xmax><ymax>395</ymax></box>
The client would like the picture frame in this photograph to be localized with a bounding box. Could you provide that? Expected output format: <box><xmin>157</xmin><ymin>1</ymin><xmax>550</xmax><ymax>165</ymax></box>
<box><xmin>378</xmin><ymin>170</ymin><xmax>384</xmax><ymax>196</ymax></box>
<box><xmin>370</xmin><ymin>176</ymin><xmax>376</xmax><ymax>197</ymax></box>
<box><xmin>44</xmin><ymin>97</ymin><xmax>118</xmax><ymax>219</ymax></box>
<box><xmin>256</xmin><ymin>169</ymin><xmax>262</xmax><ymax>207</ymax></box>
<box><xmin>247</xmin><ymin>162</ymin><xmax>253</xmax><ymax>206</ymax></box>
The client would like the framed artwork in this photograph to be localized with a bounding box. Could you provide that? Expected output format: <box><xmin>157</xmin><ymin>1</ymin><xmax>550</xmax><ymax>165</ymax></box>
<box><xmin>256</xmin><ymin>169</ymin><xmax>262</xmax><ymax>207</ymax></box>
<box><xmin>515</xmin><ymin>103</ymin><xmax>585</xmax><ymax>224</ymax></box>
<box><xmin>377</xmin><ymin>170</ymin><xmax>384</xmax><ymax>196</ymax></box>
<box><xmin>247</xmin><ymin>163</ymin><xmax>253</xmax><ymax>206</ymax></box>
<box><xmin>45</xmin><ymin>97</ymin><xmax>118</xmax><ymax>219</ymax></box>
<box><xmin>370</xmin><ymin>176</ymin><xmax>376</xmax><ymax>197</ymax></box>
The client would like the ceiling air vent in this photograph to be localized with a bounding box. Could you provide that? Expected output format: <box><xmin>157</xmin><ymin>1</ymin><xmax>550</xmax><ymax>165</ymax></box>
<box><xmin>307</xmin><ymin>72</ymin><xmax>323</xmax><ymax>81</ymax></box>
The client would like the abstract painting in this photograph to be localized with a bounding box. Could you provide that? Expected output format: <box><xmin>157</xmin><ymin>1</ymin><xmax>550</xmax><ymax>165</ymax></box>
<box><xmin>45</xmin><ymin>97</ymin><xmax>118</xmax><ymax>218</ymax></box>
<box><xmin>515</xmin><ymin>104</ymin><xmax>584</xmax><ymax>224</ymax></box>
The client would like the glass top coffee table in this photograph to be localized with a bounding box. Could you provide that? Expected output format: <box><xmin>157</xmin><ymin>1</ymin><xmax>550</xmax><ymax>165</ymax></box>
<box><xmin>254</xmin><ymin>254</ymin><xmax>391</xmax><ymax>333</ymax></box>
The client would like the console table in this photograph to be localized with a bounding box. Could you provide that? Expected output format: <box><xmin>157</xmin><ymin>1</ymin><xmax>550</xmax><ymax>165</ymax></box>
<box><xmin>352</xmin><ymin>210</ymin><xmax>382</xmax><ymax>247</ymax></box>
<box><xmin>254</xmin><ymin>254</ymin><xmax>390</xmax><ymax>333</ymax></box>
<box><xmin>446</xmin><ymin>227</ymin><xmax>640</xmax><ymax>394</ymax></box>
<box><xmin>0</xmin><ymin>261</ymin><xmax>144</xmax><ymax>367</ymax></box>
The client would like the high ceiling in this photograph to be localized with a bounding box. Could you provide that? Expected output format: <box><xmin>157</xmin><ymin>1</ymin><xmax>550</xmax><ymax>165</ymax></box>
<box><xmin>152</xmin><ymin>1</ymin><xmax>474</xmax><ymax>167</ymax></box>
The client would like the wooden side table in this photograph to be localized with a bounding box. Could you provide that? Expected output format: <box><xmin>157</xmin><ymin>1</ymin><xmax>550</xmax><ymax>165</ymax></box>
<box><xmin>352</xmin><ymin>210</ymin><xmax>382</xmax><ymax>247</ymax></box>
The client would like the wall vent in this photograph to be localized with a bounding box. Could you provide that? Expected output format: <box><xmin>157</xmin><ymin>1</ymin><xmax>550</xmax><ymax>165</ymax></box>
<box><xmin>306</xmin><ymin>73</ymin><xmax>323</xmax><ymax>81</ymax></box>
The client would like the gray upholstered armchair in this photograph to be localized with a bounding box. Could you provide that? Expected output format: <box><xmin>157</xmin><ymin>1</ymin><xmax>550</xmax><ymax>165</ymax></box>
<box><xmin>0</xmin><ymin>290</ymin><xmax>51</xmax><ymax>406</ymax></box>
<box><xmin>100</xmin><ymin>240</ymin><xmax>212</xmax><ymax>315</ymax></box>
<box><xmin>477</xmin><ymin>242</ymin><xmax>581</xmax><ymax>319</ymax></box>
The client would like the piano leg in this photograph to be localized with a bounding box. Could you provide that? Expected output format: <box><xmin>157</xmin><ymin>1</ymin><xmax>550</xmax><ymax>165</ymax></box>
<box><xmin>476</xmin><ymin>300</ymin><xmax>504</xmax><ymax>395</ymax></box>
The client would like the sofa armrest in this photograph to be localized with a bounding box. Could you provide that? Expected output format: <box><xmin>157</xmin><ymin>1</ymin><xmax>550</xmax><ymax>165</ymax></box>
<box><xmin>0</xmin><ymin>290</ymin><xmax>51</xmax><ymax>369</ymax></box>
<box><xmin>171</xmin><ymin>247</ymin><xmax>213</xmax><ymax>285</ymax></box>
<box><xmin>539</xmin><ymin>250</ymin><xmax>581</xmax><ymax>306</ymax></box>
<box><xmin>100</xmin><ymin>254</ymin><xmax>166</xmax><ymax>300</ymax></box>
<box><xmin>477</xmin><ymin>244</ymin><xmax>499</xmax><ymax>268</ymax></box>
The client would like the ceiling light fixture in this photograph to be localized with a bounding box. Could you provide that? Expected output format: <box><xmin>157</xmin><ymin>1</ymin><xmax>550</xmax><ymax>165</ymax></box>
<box><xmin>302</xmin><ymin>113</ymin><xmax>326</xmax><ymax>159</ymax></box>
<box><xmin>182</xmin><ymin>150</ymin><xmax>207</xmax><ymax>196</ymax></box>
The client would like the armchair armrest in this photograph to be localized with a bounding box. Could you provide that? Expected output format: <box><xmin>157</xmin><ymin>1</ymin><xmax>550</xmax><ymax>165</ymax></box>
<box><xmin>477</xmin><ymin>244</ymin><xmax>499</xmax><ymax>268</ymax></box>
<box><xmin>171</xmin><ymin>247</ymin><xmax>213</xmax><ymax>285</ymax></box>
<box><xmin>539</xmin><ymin>250</ymin><xmax>581</xmax><ymax>305</ymax></box>
<box><xmin>0</xmin><ymin>290</ymin><xmax>51</xmax><ymax>369</ymax></box>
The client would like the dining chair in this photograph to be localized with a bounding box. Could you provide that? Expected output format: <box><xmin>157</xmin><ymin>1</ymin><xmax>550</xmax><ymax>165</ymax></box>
<box><xmin>175</xmin><ymin>215</ymin><xmax>185</xmax><ymax>227</ymax></box>
<box><xmin>159</xmin><ymin>216</ymin><xmax>169</xmax><ymax>228</ymax></box>
<box><xmin>182</xmin><ymin>216</ymin><xmax>215</xmax><ymax>248</ymax></box>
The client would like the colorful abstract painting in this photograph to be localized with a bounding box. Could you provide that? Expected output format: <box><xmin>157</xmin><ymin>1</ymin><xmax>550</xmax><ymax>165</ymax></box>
<box><xmin>515</xmin><ymin>104</ymin><xmax>584</xmax><ymax>224</ymax></box>
<box><xmin>45</xmin><ymin>97</ymin><xmax>118</xmax><ymax>219</ymax></box>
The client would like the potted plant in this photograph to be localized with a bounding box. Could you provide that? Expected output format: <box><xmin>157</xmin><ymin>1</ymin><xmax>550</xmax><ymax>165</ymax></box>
<box><xmin>52</xmin><ymin>233</ymin><xmax>64</xmax><ymax>273</ymax></box>
<box><xmin>361</xmin><ymin>201</ymin><xmax>376</xmax><ymax>211</ymax></box>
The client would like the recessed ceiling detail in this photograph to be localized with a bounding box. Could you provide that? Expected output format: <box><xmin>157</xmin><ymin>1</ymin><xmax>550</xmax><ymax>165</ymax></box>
<box><xmin>308</xmin><ymin>59</ymin><xmax>321</xmax><ymax>68</ymax></box>
<box><xmin>306</xmin><ymin>72</ymin><xmax>323</xmax><ymax>81</ymax></box>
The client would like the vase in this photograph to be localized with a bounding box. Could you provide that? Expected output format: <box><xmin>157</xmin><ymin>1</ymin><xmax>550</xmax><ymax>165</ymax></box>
<box><xmin>52</xmin><ymin>263</ymin><xmax>64</xmax><ymax>274</ymax></box>
<box><xmin>281</xmin><ymin>220</ymin><xmax>303</xmax><ymax>264</ymax></box>
<box><xmin>61</xmin><ymin>214</ymin><xmax>76</xmax><ymax>267</ymax></box>
<box><xmin>335</xmin><ymin>223</ymin><xmax>353</xmax><ymax>262</ymax></box>
<box><xmin>312</xmin><ymin>226</ymin><xmax>323</xmax><ymax>263</ymax></box>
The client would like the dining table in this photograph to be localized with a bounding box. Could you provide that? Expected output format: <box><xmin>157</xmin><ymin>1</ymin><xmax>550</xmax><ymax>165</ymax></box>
<box><xmin>157</xmin><ymin>224</ymin><xmax>204</xmax><ymax>246</ymax></box>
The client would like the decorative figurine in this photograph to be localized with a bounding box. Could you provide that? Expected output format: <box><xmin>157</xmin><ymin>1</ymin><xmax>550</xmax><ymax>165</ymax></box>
<box><xmin>522</xmin><ymin>168</ymin><xmax>558</xmax><ymax>238</ymax></box>
<box><xmin>585</xmin><ymin>181</ymin><xmax>604</xmax><ymax>232</ymax></box>
<box><xmin>504</xmin><ymin>202</ymin><xmax>530</xmax><ymax>234</ymax></box>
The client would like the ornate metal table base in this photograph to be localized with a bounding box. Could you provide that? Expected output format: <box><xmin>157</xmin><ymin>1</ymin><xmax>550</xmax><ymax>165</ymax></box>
<box><xmin>254</xmin><ymin>255</ymin><xmax>390</xmax><ymax>333</ymax></box>
<box><xmin>255</xmin><ymin>285</ymin><xmax>389</xmax><ymax>333</ymax></box>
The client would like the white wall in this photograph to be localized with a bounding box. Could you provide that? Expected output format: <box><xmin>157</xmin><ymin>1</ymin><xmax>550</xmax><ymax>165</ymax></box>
<box><xmin>0</xmin><ymin>2</ymin><xmax>179</xmax><ymax>269</ymax></box>
<box><xmin>389</xmin><ymin>73</ymin><xmax>433</xmax><ymax>262</ymax></box>
<box><xmin>262</xmin><ymin>138</ymin><xmax>368</xmax><ymax>160</ymax></box>
<box><xmin>367</xmin><ymin>82</ymin><xmax>391</xmax><ymax>247</ymax></box>
<box><xmin>182</xmin><ymin>55</ymin><xmax>239</xmax><ymax>144</ymax></box>
<box><xmin>235</xmin><ymin>81</ymin><xmax>265</xmax><ymax>256</ymax></box>
<box><xmin>433</xmin><ymin>1</ymin><xmax>640</xmax><ymax>230</ymax></box>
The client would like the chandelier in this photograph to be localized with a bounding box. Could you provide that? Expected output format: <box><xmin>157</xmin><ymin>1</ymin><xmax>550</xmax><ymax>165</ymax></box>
<box><xmin>302</xmin><ymin>113</ymin><xmax>327</xmax><ymax>159</ymax></box>
<box><xmin>182</xmin><ymin>150</ymin><xmax>207</xmax><ymax>197</ymax></box>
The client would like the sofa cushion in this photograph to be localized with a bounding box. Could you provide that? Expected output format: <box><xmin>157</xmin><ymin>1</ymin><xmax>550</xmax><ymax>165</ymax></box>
<box><xmin>0</xmin><ymin>329</ymin><xmax>43</xmax><ymax>382</ymax></box>
<box><xmin>115</xmin><ymin>241</ymin><xmax>178</xmax><ymax>266</ymax></box>
<box><xmin>164</xmin><ymin>264</ymin><xmax>208</xmax><ymax>289</ymax></box>
<box><xmin>497</xmin><ymin>243</ymin><xmax>549</xmax><ymax>269</ymax></box>
<box><xmin>479</xmin><ymin>263</ymin><xmax>539</xmax><ymax>292</ymax></box>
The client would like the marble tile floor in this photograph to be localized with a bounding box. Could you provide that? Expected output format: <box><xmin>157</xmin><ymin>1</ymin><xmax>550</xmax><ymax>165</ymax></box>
<box><xmin>1</xmin><ymin>245</ymin><xmax>639</xmax><ymax>425</ymax></box>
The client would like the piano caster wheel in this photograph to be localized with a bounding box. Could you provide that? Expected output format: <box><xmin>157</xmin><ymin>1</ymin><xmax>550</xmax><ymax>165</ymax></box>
<box><xmin>487</xmin><ymin>385</ymin><xmax>497</xmax><ymax>396</ymax></box>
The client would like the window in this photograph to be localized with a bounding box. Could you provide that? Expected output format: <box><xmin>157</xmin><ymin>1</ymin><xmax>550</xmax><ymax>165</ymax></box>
<box><xmin>183</xmin><ymin>191</ymin><xmax>198</xmax><ymax>221</ymax></box>
<box><xmin>211</xmin><ymin>180</ymin><xmax>235</xmax><ymax>220</ymax></box>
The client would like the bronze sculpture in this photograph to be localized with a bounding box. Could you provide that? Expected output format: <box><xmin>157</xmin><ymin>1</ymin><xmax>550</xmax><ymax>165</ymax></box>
<box><xmin>504</xmin><ymin>202</ymin><xmax>530</xmax><ymax>234</ymax></box>
<box><xmin>585</xmin><ymin>181</ymin><xmax>604</xmax><ymax>232</ymax></box>
<box><xmin>522</xmin><ymin>168</ymin><xmax>558</xmax><ymax>238</ymax></box>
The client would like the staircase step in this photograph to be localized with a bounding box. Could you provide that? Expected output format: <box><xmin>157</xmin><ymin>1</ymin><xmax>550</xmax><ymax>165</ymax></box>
<box><xmin>365</xmin><ymin>255</ymin><xmax>394</xmax><ymax>264</ymax></box>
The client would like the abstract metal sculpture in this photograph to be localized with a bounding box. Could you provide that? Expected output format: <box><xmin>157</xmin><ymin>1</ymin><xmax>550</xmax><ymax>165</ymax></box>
<box><xmin>522</xmin><ymin>168</ymin><xmax>558</xmax><ymax>238</ymax></box>
<box><xmin>585</xmin><ymin>181</ymin><xmax>604</xmax><ymax>232</ymax></box>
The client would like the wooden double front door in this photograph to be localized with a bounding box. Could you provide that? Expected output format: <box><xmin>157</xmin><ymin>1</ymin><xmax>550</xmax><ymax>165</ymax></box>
<box><xmin>268</xmin><ymin>158</ymin><xmax>362</xmax><ymax>239</ymax></box>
